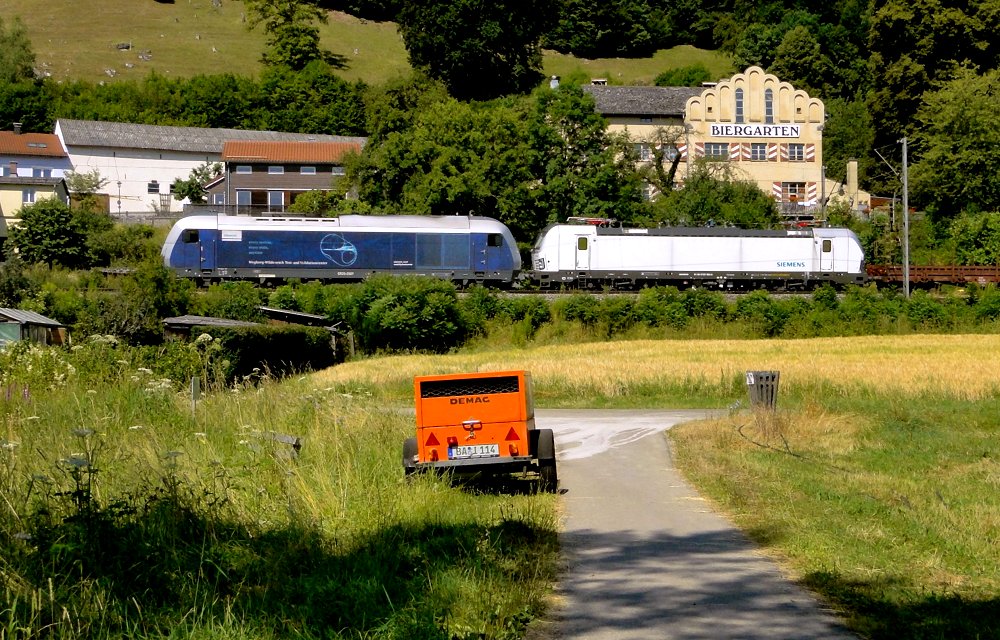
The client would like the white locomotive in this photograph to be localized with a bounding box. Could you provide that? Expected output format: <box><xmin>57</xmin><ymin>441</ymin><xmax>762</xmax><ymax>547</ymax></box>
<box><xmin>530</xmin><ymin>220</ymin><xmax>866</xmax><ymax>290</ymax></box>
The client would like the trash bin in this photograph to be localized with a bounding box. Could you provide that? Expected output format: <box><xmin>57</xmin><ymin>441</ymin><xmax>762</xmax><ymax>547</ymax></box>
<box><xmin>746</xmin><ymin>370</ymin><xmax>779</xmax><ymax>410</ymax></box>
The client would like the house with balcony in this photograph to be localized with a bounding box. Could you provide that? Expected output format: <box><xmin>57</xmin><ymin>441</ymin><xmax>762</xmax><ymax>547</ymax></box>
<box><xmin>203</xmin><ymin>140</ymin><xmax>363</xmax><ymax>215</ymax></box>
<box><xmin>54</xmin><ymin>119</ymin><xmax>366</xmax><ymax>217</ymax></box>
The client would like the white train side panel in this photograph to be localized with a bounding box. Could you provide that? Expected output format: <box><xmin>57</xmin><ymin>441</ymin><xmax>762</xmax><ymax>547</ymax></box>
<box><xmin>531</xmin><ymin>224</ymin><xmax>865</xmax><ymax>289</ymax></box>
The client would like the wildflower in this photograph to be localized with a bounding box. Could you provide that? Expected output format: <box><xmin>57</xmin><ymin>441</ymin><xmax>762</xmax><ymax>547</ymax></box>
<box><xmin>116</xmin><ymin>360</ymin><xmax>128</xmax><ymax>365</ymax></box>
<box><xmin>195</xmin><ymin>333</ymin><xmax>213</xmax><ymax>343</ymax></box>
<box><xmin>86</xmin><ymin>389</ymin><xmax>97</xmax><ymax>395</ymax></box>
<box><xmin>25</xmin><ymin>416</ymin><xmax>39</xmax><ymax>421</ymax></box>
<box><xmin>73</xmin><ymin>428</ymin><xmax>94</xmax><ymax>438</ymax></box>
<box><xmin>193</xmin><ymin>432</ymin><xmax>207</xmax><ymax>440</ymax></box>
<box><xmin>129</xmin><ymin>425</ymin><xmax>144</xmax><ymax>431</ymax></box>
<box><xmin>64</xmin><ymin>455</ymin><xmax>89</xmax><ymax>468</ymax></box>
<box><xmin>1</xmin><ymin>440</ymin><xmax>19</xmax><ymax>451</ymax></box>
<box><xmin>137</xmin><ymin>368</ymin><xmax>153</xmax><ymax>374</ymax></box>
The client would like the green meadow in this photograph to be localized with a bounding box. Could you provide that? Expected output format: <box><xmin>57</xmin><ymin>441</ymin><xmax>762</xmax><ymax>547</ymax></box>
<box><xmin>3</xmin><ymin>0</ymin><xmax>731</xmax><ymax>86</ymax></box>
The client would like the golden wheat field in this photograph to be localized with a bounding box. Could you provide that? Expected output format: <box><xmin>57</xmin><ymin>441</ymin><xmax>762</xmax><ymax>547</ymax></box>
<box><xmin>314</xmin><ymin>334</ymin><xmax>1000</xmax><ymax>401</ymax></box>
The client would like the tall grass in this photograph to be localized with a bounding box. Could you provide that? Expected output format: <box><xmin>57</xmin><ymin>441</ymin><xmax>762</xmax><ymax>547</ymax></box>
<box><xmin>0</xmin><ymin>341</ymin><xmax>558</xmax><ymax>639</ymax></box>
<box><xmin>314</xmin><ymin>334</ymin><xmax>1000</xmax><ymax>407</ymax></box>
<box><xmin>671</xmin><ymin>396</ymin><xmax>1000</xmax><ymax>639</ymax></box>
<box><xmin>6</xmin><ymin>328</ymin><xmax>1000</xmax><ymax>637</ymax></box>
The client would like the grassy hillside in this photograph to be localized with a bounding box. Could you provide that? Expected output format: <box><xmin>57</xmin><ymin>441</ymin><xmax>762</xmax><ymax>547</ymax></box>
<box><xmin>1</xmin><ymin>0</ymin><xmax>731</xmax><ymax>86</ymax></box>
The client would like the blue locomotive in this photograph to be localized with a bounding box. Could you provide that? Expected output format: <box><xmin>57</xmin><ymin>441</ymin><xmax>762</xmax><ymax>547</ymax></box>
<box><xmin>161</xmin><ymin>214</ymin><xmax>521</xmax><ymax>286</ymax></box>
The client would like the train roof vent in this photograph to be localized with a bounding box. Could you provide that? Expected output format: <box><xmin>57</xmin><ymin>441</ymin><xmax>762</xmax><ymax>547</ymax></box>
<box><xmin>420</xmin><ymin>375</ymin><xmax>520</xmax><ymax>398</ymax></box>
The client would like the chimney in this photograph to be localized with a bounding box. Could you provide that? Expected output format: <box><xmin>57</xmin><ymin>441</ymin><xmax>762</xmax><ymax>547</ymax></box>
<box><xmin>12</xmin><ymin>122</ymin><xmax>21</xmax><ymax>135</ymax></box>
<box><xmin>8</xmin><ymin>161</ymin><xmax>17</xmax><ymax>177</ymax></box>
<box><xmin>846</xmin><ymin>159</ymin><xmax>859</xmax><ymax>201</ymax></box>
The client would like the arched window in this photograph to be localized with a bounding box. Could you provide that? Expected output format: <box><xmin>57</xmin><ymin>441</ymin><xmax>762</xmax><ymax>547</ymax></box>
<box><xmin>765</xmin><ymin>88</ymin><xmax>774</xmax><ymax>123</ymax></box>
<box><xmin>735</xmin><ymin>88</ymin><xmax>744</xmax><ymax>123</ymax></box>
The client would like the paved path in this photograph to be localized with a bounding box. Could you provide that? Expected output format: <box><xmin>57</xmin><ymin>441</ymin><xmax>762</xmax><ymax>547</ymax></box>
<box><xmin>533</xmin><ymin>409</ymin><xmax>856</xmax><ymax>640</ymax></box>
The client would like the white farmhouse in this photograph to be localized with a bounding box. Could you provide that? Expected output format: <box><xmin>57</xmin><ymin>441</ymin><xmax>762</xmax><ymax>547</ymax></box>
<box><xmin>54</xmin><ymin>119</ymin><xmax>366</xmax><ymax>216</ymax></box>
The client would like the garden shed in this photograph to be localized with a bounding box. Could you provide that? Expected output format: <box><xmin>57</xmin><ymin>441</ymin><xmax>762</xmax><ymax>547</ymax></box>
<box><xmin>0</xmin><ymin>309</ymin><xmax>69</xmax><ymax>346</ymax></box>
<box><xmin>162</xmin><ymin>315</ymin><xmax>261</xmax><ymax>340</ymax></box>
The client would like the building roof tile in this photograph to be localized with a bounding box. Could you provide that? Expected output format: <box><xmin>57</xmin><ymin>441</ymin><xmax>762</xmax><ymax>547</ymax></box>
<box><xmin>55</xmin><ymin>119</ymin><xmax>367</xmax><ymax>154</ymax></box>
<box><xmin>0</xmin><ymin>176</ymin><xmax>66</xmax><ymax>188</ymax></box>
<box><xmin>582</xmin><ymin>85</ymin><xmax>702</xmax><ymax>117</ymax></box>
<box><xmin>0</xmin><ymin>132</ymin><xmax>67</xmax><ymax>157</ymax></box>
<box><xmin>222</xmin><ymin>140</ymin><xmax>362</xmax><ymax>163</ymax></box>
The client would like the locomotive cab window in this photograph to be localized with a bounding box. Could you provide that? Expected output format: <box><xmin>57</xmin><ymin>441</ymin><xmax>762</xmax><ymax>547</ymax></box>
<box><xmin>822</xmin><ymin>239</ymin><xmax>832</xmax><ymax>252</ymax></box>
<box><xmin>577</xmin><ymin>237</ymin><xmax>588</xmax><ymax>251</ymax></box>
<box><xmin>487</xmin><ymin>233</ymin><xmax>503</xmax><ymax>247</ymax></box>
<box><xmin>181</xmin><ymin>229</ymin><xmax>199</xmax><ymax>243</ymax></box>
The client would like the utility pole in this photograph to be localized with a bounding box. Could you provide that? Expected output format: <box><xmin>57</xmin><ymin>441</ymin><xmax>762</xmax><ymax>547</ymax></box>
<box><xmin>901</xmin><ymin>137</ymin><xmax>909</xmax><ymax>298</ymax></box>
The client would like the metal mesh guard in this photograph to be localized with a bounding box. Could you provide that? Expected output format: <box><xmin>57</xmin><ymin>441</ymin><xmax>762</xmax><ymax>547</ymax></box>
<box><xmin>419</xmin><ymin>375</ymin><xmax>520</xmax><ymax>398</ymax></box>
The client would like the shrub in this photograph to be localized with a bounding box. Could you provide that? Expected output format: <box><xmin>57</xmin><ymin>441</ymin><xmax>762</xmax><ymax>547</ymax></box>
<box><xmin>460</xmin><ymin>285</ymin><xmax>504</xmax><ymax>335</ymax></box>
<box><xmin>601</xmin><ymin>296</ymin><xmax>637</xmax><ymax>336</ymax></box>
<box><xmin>558</xmin><ymin>293</ymin><xmax>601</xmax><ymax>327</ymax></box>
<box><xmin>198</xmin><ymin>324</ymin><xmax>336</xmax><ymax>381</ymax></box>
<box><xmin>812</xmin><ymin>284</ymin><xmax>839</xmax><ymax>311</ymax></box>
<box><xmin>268</xmin><ymin>284</ymin><xmax>300</xmax><ymax>311</ymax></box>
<box><xmin>194</xmin><ymin>281</ymin><xmax>266</xmax><ymax>322</ymax></box>
<box><xmin>504</xmin><ymin>296</ymin><xmax>551</xmax><ymax>331</ymax></box>
<box><xmin>635</xmin><ymin>286</ymin><xmax>687</xmax><ymax>329</ymax></box>
<box><xmin>682</xmin><ymin>289</ymin><xmax>728</xmax><ymax>320</ymax></box>
<box><xmin>973</xmin><ymin>285</ymin><xmax>1000</xmax><ymax>321</ymax></box>
<box><xmin>733</xmin><ymin>290</ymin><xmax>783</xmax><ymax>336</ymax></box>
<box><xmin>905</xmin><ymin>290</ymin><xmax>949</xmax><ymax>328</ymax></box>
<box><xmin>354</xmin><ymin>276</ymin><xmax>469</xmax><ymax>353</ymax></box>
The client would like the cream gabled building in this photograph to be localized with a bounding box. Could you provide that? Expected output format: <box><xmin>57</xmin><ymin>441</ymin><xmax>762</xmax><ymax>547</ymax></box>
<box><xmin>583</xmin><ymin>66</ymin><xmax>869</xmax><ymax>222</ymax></box>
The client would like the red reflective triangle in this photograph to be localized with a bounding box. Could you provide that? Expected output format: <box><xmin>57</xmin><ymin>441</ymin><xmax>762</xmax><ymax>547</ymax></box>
<box><xmin>425</xmin><ymin>433</ymin><xmax>440</xmax><ymax>446</ymax></box>
<box><xmin>505</xmin><ymin>428</ymin><xmax>520</xmax><ymax>441</ymax></box>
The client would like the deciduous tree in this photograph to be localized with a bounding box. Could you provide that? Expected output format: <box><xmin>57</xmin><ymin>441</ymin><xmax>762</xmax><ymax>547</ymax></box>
<box><xmin>396</xmin><ymin>0</ymin><xmax>556</xmax><ymax>101</ymax></box>
<box><xmin>648</xmin><ymin>162</ymin><xmax>781</xmax><ymax>228</ymax></box>
<box><xmin>0</xmin><ymin>16</ymin><xmax>35</xmax><ymax>83</ymax></box>
<box><xmin>171</xmin><ymin>162</ymin><xmax>222</xmax><ymax>205</ymax></box>
<box><xmin>242</xmin><ymin>0</ymin><xmax>343</xmax><ymax>70</ymax></box>
<box><xmin>910</xmin><ymin>67</ymin><xmax>1000</xmax><ymax>222</ymax></box>
<box><xmin>8</xmin><ymin>199</ymin><xmax>87</xmax><ymax>268</ymax></box>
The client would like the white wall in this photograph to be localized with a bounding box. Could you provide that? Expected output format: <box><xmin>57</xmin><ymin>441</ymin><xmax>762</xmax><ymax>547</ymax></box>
<box><xmin>63</xmin><ymin>146</ymin><xmax>219</xmax><ymax>214</ymax></box>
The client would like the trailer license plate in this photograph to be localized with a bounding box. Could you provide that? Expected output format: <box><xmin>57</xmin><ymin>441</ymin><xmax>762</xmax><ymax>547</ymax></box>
<box><xmin>449</xmin><ymin>444</ymin><xmax>500</xmax><ymax>459</ymax></box>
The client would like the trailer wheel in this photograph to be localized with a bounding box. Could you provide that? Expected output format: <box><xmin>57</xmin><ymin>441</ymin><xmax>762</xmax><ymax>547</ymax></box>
<box><xmin>403</xmin><ymin>437</ymin><xmax>418</xmax><ymax>475</ymax></box>
<box><xmin>535</xmin><ymin>428</ymin><xmax>557</xmax><ymax>492</ymax></box>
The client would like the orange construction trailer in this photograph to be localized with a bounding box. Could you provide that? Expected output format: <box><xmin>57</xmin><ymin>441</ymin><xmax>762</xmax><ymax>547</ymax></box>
<box><xmin>403</xmin><ymin>370</ymin><xmax>557</xmax><ymax>491</ymax></box>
